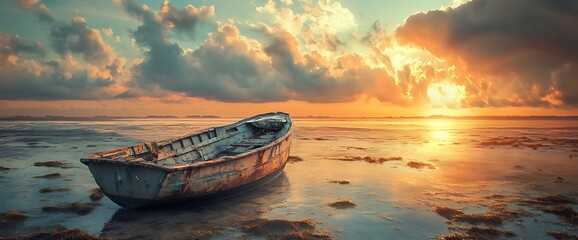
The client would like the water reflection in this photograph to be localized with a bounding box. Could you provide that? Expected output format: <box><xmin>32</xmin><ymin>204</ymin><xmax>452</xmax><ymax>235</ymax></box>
<box><xmin>100</xmin><ymin>174</ymin><xmax>290</xmax><ymax>239</ymax></box>
<box><xmin>2</xmin><ymin>118</ymin><xmax>578</xmax><ymax>239</ymax></box>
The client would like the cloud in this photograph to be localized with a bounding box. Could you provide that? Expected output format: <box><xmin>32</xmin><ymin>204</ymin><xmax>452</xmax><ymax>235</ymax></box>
<box><xmin>127</xmin><ymin>7</ymin><xmax>290</xmax><ymax>102</ymax></box>
<box><xmin>49</xmin><ymin>17</ymin><xmax>116</xmax><ymax>66</ymax></box>
<box><xmin>18</xmin><ymin>1</ymin><xmax>55</xmax><ymax>23</ymax></box>
<box><xmin>0</xmin><ymin>35</ymin><xmax>45</xmax><ymax>64</ymax></box>
<box><xmin>396</xmin><ymin>0</ymin><xmax>578</xmax><ymax>107</ymax></box>
<box><xmin>34</xmin><ymin>3</ymin><xmax>55</xmax><ymax>22</ymax></box>
<box><xmin>0</xmin><ymin>53</ymin><xmax>117</xmax><ymax>100</ymax></box>
<box><xmin>263</xmin><ymin>29</ymin><xmax>367</xmax><ymax>102</ymax></box>
<box><xmin>18</xmin><ymin>0</ymin><xmax>38</xmax><ymax>9</ymax></box>
<box><xmin>256</xmin><ymin>0</ymin><xmax>354</xmax><ymax>53</ymax></box>
<box><xmin>0</xmin><ymin>14</ymin><xmax>126</xmax><ymax>101</ymax></box>
<box><xmin>316</xmin><ymin>0</ymin><xmax>356</xmax><ymax>33</ymax></box>
<box><xmin>158</xmin><ymin>0</ymin><xmax>214</xmax><ymax>32</ymax></box>
<box><xmin>121</xmin><ymin>0</ymin><xmax>424</xmax><ymax>105</ymax></box>
<box><xmin>122</xmin><ymin>0</ymin><xmax>286</xmax><ymax>103</ymax></box>
<box><xmin>362</xmin><ymin>21</ymin><xmax>391</xmax><ymax>53</ymax></box>
<box><xmin>361</xmin><ymin>20</ymin><xmax>393</xmax><ymax>69</ymax></box>
<box><xmin>114</xmin><ymin>89</ymin><xmax>138</xmax><ymax>99</ymax></box>
<box><xmin>102</xmin><ymin>28</ymin><xmax>114</xmax><ymax>36</ymax></box>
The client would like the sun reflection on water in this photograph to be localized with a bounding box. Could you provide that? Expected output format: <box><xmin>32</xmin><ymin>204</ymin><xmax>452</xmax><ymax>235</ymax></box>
<box><xmin>427</xmin><ymin>120</ymin><xmax>455</xmax><ymax>144</ymax></box>
<box><xmin>433</xmin><ymin>129</ymin><xmax>450</xmax><ymax>141</ymax></box>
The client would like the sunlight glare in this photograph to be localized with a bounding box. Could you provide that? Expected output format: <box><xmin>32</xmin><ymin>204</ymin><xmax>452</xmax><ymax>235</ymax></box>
<box><xmin>427</xmin><ymin>120</ymin><xmax>454</xmax><ymax>143</ymax></box>
<box><xmin>427</xmin><ymin>82</ymin><xmax>466</xmax><ymax>109</ymax></box>
<box><xmin>434</xmin><ymin>129</ymin><xmax>450</xmax><ymax>140</ymax></box>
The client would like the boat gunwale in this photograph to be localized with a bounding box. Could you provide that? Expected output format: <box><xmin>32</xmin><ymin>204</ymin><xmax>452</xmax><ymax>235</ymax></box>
<box><xmin>80</xmin><ymin>112</ymin><xmax>293</xmax><ymax>173</ymax></box>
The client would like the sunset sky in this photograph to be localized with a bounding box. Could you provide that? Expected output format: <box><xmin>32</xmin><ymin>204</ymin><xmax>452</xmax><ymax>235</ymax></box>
<box><xmin>1</xmin><ymin>0</ymin><xmax>577</xmax><ymax>117</ymax></box>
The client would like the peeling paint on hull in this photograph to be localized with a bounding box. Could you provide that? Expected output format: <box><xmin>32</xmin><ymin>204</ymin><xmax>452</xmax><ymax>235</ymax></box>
<box><xmin>81</xmin><ymin>112</ymin><xmax>292</xmax><ymax>209</ymax></box>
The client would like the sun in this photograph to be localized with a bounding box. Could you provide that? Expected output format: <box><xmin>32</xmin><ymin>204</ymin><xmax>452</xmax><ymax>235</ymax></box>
<box><xmin>427</xmin><ymin>82</ymin><xmax>466</xmax><ymax>109</ymax></box>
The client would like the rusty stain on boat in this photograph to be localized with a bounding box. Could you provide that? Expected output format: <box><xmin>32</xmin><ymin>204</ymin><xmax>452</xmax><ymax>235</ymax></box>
<box><xmin>80</xmin><ymin>112</ymin><xmax>292</xmax><ymax>209</ymax></box>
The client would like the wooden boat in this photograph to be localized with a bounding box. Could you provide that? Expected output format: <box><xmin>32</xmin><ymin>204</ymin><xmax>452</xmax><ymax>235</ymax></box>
<box><xmin>80</xmin><ymin>112</ymin><xmax>292</xmax><ymax>209</ymax></box>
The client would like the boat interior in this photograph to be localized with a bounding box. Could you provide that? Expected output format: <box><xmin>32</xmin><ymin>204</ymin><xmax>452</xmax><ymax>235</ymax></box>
<box><xmin>86</xmin><ymin>114</ymin><xmax>291</xmax><ymax>167</ymax></box>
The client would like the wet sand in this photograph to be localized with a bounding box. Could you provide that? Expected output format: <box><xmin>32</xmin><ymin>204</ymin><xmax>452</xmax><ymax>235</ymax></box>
<box><xmin>1</xmin><ymin>118</ymin><xmax>578</xmax><ymax>239</ymax></box>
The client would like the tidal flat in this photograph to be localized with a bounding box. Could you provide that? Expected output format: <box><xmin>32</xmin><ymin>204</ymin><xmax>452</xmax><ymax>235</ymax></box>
<box><xmin>0</xmin><ymin>118</ymin><xmax>577</xmax><ymax>239</ymax></box>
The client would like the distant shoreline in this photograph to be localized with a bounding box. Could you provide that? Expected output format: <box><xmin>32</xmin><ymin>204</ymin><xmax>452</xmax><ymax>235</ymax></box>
<box><xmin>1</xmin><ymin>115</ymin><xmax>578</xmax><ymax>121</ymax></box>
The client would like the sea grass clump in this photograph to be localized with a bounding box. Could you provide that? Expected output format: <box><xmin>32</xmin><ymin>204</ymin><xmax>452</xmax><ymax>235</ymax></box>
<box><xmin>407</xmin><ymin>161</ymin><xmax>436</xmax><ymax>169</ymax></box>
<box><xmin>89</xmin><ymin>188</ymin><xmax>104</xmax><ymax>202</ymax></box>
<box><xmin>328</xmin><ymin>200</ymin><xmax>356</xmax><ymax>209</ymax></box>
<box><xmin>42</xmin><ymin>202</ymin><xmax>98</xmax><ymax>215</ymax></box>
<box><xmin>34</xmin><ymin>173</ymin><xmax>62</xmax><ymax>179</ymax></box>
<box><xmin>328</xmin><ymin>180</ymin><xmax>350</xmax><ymax>185</ymax></box>
<box><xmin>241</xmin><ymin>218</ymin><xmax>330</xmax><ymax>239</ymax></box>
<box><xmin>0</xmin><ymin>210</ymin><xmax>28</xmax><ymax>228</ymax></box>
<box><xmin>33</xmin><ymin>161</ymin><xmax>71</xmax><ymax>169</ymax></box>
<box><xmin>288</xmin><ymin>156</ymin><xmax>304</xmax><ymax>163</ymax></box>
<box><xmin>335</xmin><ymin>156</ymin><xmax>402</xmax><ymax>164</ymax></box>
<box><xmin>434</xmin><ymin>206</ymin><xmax>464</xmax><ymax>220</ymax></box>
<box><xmin>437</xmin><ymin>226</ymin><xmax>516</xmax><ymax>239</ymax></box>
<box><xmin>20</xmin><ymin>227</ymin><xmax>113</xmax><ymax>240</ymax></box>
<box><xmin>39</xmin><ymin>187</ymin><xmax>70</xmax><ymax>193</ymax></box>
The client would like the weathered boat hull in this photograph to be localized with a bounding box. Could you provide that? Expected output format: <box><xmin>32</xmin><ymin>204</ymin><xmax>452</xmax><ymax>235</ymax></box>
<box><xmin>81</xmin><ymin>112</ymin><xmax>292</xmax><ymax>209</ymax></box>
<box><xmin>83</xmin><ymin>135</ymin><xmax>291</xmax><ymax>209</ymax></box>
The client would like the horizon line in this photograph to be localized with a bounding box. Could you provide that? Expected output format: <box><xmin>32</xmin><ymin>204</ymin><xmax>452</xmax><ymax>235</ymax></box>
<box><xmin>1</xmin><ymin>115</ymin><xmax>578</xmax><ymax>120</ymax></box>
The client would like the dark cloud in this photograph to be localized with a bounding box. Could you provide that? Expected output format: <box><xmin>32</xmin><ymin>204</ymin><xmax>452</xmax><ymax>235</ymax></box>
<box><xmin>0</xmin><ymin>55</ymin><xmax>115</xmax><ymax>100</ymax></box>
<box><xmin>0</xmin><ymin>35</ymin><xmax>45</xmax><ymax>63</ymax></box>
<box><xmin>129</xmin><ymin>13</ymin><xmax>289</xmax><ymax>102</ymax></box>
<box><xmin>34</xmin><ymin>3</ymin><xmax>55</xmax><ymax>23</ymax></box>
<box><xmin>106</xmin><ymin>58</ymin><xmax>125</xmax><ymax>77</ymax></box>
<box><xmin>158</xmin><ymin>1</ymin><xmax>214</xmax><ymax>33</ymax></box>
<box><xmin>321</xmin><ymin>32</ymin><xmax>344</xmax><ymax>52</ymax></box>
<box><xmin>0</xmin><ymin>14</ymin><xmax>124</xmax><ymax>101</ymax></box>
<box><xmin>362</xmin><ymin>20</ymin><xmax>391</xmax><ymax>51</ymax></box>
<box><xmin>18</xmin><ymin>1</ymin><xmax>55</xmax><ymax>23</ymax></box>
<box><xmin>50</xmin><ymin>17</ymin><xmax>115</xmax><ymax>65</ymax></box>
<box><xmin>122</xmin><ymin>0</ymin><xmax>289</xmax><ymax>102</ymax></box>
<box><xmin>361</xmin><ymin>20</ymin><xmax>393</xmax><ymax>70</ymax></box>
<box><xmin>396</xmin><ymin>0</ymin><xmax>578</xmax><ymax>107</ymax></box>
<box><xmin>114</xmin><ymin>89</ymin><xmax>138</xmax><ymax>99</ymax></box>
<box><xmin>122</xmin><ymin>0</ymin><xmax>405</xmax><ymax>104</ymax></box>
<box><xmin>264</xmin><ymin>30</ymin><xmax>363</xmax><ymax>102</ymax></box>
<box><xmin>551</xmin><ymin>63</ymin><xmax>578</xmax><ymax>105</ymax></box>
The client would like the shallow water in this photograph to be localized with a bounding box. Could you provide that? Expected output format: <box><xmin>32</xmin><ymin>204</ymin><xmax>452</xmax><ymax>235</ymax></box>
<box><xmin>1</xmin><ymin>118</ymin><xmax>578</xmax><ymax>239</ymax></box>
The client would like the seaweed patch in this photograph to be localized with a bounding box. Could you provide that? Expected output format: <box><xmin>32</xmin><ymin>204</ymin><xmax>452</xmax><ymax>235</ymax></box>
<box><xmin>407</xmin><ymin>161</ymin><xmax>436</xmax><ymax>169</ymax></box>
<box><xmin>335</xmin><ymin>156</ymin><xmax>403</xmax><ymax>164</ymax></box>
<box><xmin>288</xmin><ymin>156</ymin><xmax>304</xmax><ymax>163</ymax></box>
<box><xmin>437</xmin><ymin>226</ymin><xmax>516</xmax><ymax>240</ymax></box>
<box><xmin>190</xmin><ymin>227</ymin><xmax>224</xmax><ymax>240</ymax></box>
<box><xmin>39</xmin><ymin>187</ymin><xmax>70</xmax><ymax>193</ymax></box>
<box><xmin>434</xmin><ymin>206</ymin><xmax>464</xmax><ymax>220</ymax></box>
<box><xmin>34</xmin><ymin>173</ymin><xmax>62</xmax><ymax>179</ymax></box>
<box><xmin>41</xmin><ymin>202</ymin><xmax>99</xmax><ymax>215</ymax></box>
<box><xmin>433</xmin><ymin>205</ymin><xmax>529</xmax><ymax>226</ymax></box>
<box><xmin>34</xmin><ymin>161</ymin><xmax>72</xmax><ymax>169</ymax></box>
<box><xmin>242</xmin><ymin>218</ymin><xmax>330</xmax><ymax>240</ymax></box>
<box><xmin>20</xmin><ymin>227</ymin><xmax>113</xmax><ymax>240</ymax></box>
<box><xmin>89</xmin><ymin>188</ymin><xmax>104</xmax><ymax>202</ymax></box>
<box><xmin>524</xmin><ymin>195</ymin><xmax>576</xmax><ymax>205</ymax></box>
<box><xmin>328</xmin><ymin>200</ymin><xmax>356</xmax><ymax>209</ymax></box>
<box><xmin>328</xmin><ymin>180</ymin><xmax>350</xmax><ymax>185</ymax></box>
<box><xmin>541</xmin><ymin>205</ymin><xmax>578</xmax><ymax>225</ymax></box>
<box><xmin>546</xmin><ymin>231</ymin><xmax>578</xmax><ymax>240</ymax></box>
<box><xmin>0</xmin><ymin>210</ymin><xmax>28</xmax><ymax>228</ymax></box>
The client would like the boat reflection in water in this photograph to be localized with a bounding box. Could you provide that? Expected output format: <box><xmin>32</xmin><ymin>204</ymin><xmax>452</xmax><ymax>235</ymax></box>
<box><xmin>101</xmin><ymin>173</ymin><xmax>290</xmax><ymax>239</ymax></box>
